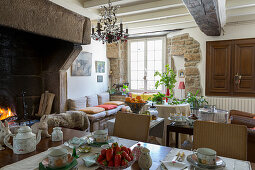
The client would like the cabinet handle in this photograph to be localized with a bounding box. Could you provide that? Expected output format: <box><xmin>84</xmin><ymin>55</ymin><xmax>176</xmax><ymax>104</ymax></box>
<box><xmin>234</xmin><ymin>73</ymin><xmax>242</xmax><ymax>87</ymax></box>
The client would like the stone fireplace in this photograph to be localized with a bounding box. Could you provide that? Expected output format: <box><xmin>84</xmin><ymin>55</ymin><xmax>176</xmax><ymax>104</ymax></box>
<box><xmin>0</xmin><ymin>0</ymin><xmax>91</xmax><ymax>120</ymax></box>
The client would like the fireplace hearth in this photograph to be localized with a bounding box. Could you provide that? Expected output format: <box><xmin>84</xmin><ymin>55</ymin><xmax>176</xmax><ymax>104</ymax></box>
<box><xmin>0</xmin><ymin>0</ymin><xmax>91</xmax><ymax>116</ymax></box>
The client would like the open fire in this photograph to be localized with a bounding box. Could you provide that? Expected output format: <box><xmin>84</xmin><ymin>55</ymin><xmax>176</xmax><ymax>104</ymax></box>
<box><xmin>0</xmin><ymin>107</ymin><xmax>15</xmax><ymax>120</ymax></box>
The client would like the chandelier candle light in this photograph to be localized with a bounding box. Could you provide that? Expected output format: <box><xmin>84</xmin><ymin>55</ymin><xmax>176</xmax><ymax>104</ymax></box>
<box><xmin>91</xmin><ymin>0</ymin><xmax>129</xmax><ymax>44</ymax></box>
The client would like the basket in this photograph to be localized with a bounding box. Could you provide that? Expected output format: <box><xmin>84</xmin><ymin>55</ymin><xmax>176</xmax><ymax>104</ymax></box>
<box><xmin>125</xmin><ymin>102</ymin><xmax>147</xmax><ymax>114</ymax></box>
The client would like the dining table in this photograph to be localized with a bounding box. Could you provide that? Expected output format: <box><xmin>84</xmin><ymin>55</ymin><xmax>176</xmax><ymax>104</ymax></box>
<box><xmin>0</xmin><ymin>127</ymin><xmax>254</xmax><ymax>170</ymax></box>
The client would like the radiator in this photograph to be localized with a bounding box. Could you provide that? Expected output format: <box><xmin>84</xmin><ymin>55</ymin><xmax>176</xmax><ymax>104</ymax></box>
<box><xmin>205</xmin><ymin>96</ymin><xmax>255</xmax><ymax>113</ymax></box>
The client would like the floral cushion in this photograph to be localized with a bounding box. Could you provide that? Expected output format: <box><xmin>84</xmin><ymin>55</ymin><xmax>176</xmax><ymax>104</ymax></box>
<box><xmin>80</xmin><ymin>107</ymin><xmax>105</xmax><ymax>114</ymax></box>
<box><xmin>104</xmin><ymin>101</ymin><xmax>124</xmax><ymax>106</ymax></box>
<box><xmin>96</xmin><ymin>104</ymin><xmax>117</xmax><ymax>110</ymax></box>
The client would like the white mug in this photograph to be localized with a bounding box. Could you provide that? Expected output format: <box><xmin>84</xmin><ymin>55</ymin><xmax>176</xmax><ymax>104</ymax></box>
<box><xmin>194</xmin><ymin>148</ymin><xmax>216</xmax><ymax>165</ymax></box>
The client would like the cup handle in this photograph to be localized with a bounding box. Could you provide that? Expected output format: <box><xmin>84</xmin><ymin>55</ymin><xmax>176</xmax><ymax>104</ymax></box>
<box><xmin>193</xmin><ymin>149</ymin><xmax>198</xmax><ymax>157</ymax></box>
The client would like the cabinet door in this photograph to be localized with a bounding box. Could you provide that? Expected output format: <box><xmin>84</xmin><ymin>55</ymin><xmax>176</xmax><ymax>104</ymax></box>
<box><xmin>206</xmin><ymin>41</ymin><xmax>232</xmax><ymax>96</ymax></box>
<box><xmin>234</xmin><ymin>39</ymin><xmax>255</xmax><ymax>94</ymax></box>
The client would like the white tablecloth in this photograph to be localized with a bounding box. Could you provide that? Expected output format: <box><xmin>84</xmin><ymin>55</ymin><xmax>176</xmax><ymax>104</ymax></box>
<box><xmin>157</xmin><ymin>148</ymin><xmax>252</xmax><ymax>170</ymax></box>
<box><xmin>143</xmin><ymin>103</ymin><xmax>191</xmax><ymax>146</ymax></box>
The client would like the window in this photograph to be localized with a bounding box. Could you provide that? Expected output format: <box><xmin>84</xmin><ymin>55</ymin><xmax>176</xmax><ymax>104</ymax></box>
<box><xmin>128</xmin><ymin>37</ymin><xmax>165</xmax><ymax>92</ymax></box>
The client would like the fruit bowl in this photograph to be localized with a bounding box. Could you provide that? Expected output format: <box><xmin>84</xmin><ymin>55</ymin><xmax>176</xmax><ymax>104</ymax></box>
<box><xmin>96</xmin><ymin>157</ymin><xmax>135</xmax><ymax>170</ymax></box>
<box><xmin>125</xmin><ymin>102</ymin><xmax>147</xmax><ymax>114</ymax></box>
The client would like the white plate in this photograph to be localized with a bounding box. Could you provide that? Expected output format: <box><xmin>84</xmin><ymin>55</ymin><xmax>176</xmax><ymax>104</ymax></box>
<box><xmin>161</xmin><ymin>161</ymin><xmax>187</xmax><ymax>170</ymax></box>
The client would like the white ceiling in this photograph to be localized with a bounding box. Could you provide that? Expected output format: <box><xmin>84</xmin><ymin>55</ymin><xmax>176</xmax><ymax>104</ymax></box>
<box><xmin>50</xmin><ymin>0</ymin><xmax>255</xmax><ymax>35</ymax></box>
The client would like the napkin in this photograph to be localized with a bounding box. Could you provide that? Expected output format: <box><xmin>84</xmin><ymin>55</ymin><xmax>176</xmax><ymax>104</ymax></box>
<box><xmin>82</xmin><ymin>155</ymin><xmax>98</xmax><ymax>167</ymax></box>
<box><xmin>161</xmin><ymin>161</ymin><xmax>187</xmax><ymax>170</ymax></box>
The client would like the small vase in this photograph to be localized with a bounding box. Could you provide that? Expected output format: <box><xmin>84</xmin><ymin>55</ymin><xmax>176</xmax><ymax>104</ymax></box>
<box><xmin>138</xmin><ymin>147</ymin><xmax>152</xmax><ymax>170</ymax></box>
<box><xmin>166</xmin><ymin>88</ymin><xmax>170</xmax><ymax>102</ymax></box>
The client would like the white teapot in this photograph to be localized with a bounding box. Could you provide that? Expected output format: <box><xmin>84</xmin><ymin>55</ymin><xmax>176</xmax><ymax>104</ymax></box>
<box><xmin>4</xmin><ymin>126</ymin><xmax>41</xmax><ymax>154</ymax></box>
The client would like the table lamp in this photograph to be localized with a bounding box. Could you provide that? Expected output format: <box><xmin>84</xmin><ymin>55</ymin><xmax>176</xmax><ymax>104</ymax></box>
<box><xmin>178</xmin><ymin>81</ymin><xmax>185</xmax><ymax>99</ymax></box>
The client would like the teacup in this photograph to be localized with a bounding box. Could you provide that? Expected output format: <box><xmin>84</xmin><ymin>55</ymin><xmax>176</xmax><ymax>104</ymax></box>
<box><xmin>194</xmin><ymin>148</ymin><xmax>216</xmax><ymax>165</ymax></box>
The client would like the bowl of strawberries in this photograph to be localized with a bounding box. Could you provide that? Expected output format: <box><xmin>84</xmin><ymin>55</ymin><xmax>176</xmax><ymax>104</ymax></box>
<box><xmin>96</xmin><ymin>142</ymin><xmax>135</xmax><ymax>170</ymax></box>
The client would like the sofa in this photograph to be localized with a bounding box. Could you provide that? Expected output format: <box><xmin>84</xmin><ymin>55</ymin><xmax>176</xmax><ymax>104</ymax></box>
<box><xmin>229</xmin><ymin>110</ymin><xmax>255</xmax><ymax>162</ymax></box>
<box><xmin>67</xmin><ymin>92</ymin><xmax>124</xmax><ymax>132</ymax></box>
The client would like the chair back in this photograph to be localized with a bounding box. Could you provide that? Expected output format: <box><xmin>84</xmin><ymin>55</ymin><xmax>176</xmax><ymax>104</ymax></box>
<box><xmin>193</xmin><ymin>121</ymin><xmax>247</xmax><ymax>160</ymax></box>
<box><xmin>113</xmin><ymin>112</ymin><xmax>150</xmax><ymax>142</ymax></box>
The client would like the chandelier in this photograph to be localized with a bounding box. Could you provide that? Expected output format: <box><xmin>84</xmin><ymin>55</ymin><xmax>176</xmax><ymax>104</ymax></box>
<box><xmin>91</xmin><ymin>0</ymin><xmax>129</xmax><ymax>44</ymax></box>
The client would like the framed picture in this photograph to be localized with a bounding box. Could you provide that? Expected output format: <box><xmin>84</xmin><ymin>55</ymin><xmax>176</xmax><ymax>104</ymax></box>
<box><xmin>71</xmin><ymin>52</ymin><xmax>92</xmax><ymax>76</ymax></box>
<box><xmin>178</xmin><ymin>69</ymin><xmax>185</xmax><ymax>78</ymax></box>
<box><xmin>97</xmin><ymin>75</ymin><xmax>103</xmax><ymax>82</ymax></box>
<box><xmin>95</xmin><ymin>61</ymin><xmax>105</xmax><ymax>73</ymax></box>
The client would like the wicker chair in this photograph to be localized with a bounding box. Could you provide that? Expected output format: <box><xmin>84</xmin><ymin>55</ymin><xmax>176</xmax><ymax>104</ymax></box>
<box><xmin>113</xmin><ymin>112</ymin><xmax>150</xmax><ymax>142</ymax></box>
<box><xmin>193</xmin><ymin>120</ymin><xmax>247</xmax><ymax>160</ymax></box>
<box><xmin>229</xmin><ymin>110</ymin><xmax>255</xmax><ymax>162</ymax></box>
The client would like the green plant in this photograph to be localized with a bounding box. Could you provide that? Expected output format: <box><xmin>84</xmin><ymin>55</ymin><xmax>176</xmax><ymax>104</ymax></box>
<box><xmin>169</xmin><ymin>97</ymin><xmax>185</xmax><ymax>105</ymax></box>
<box><xmin>149</xmin><ymin>92</ymin><xmax>166</xmax><ymax>104</ymax></box>
<box><xmin>154</xmin><ymin>64</ymin><xmax>177</xmax><ymax>94</ymax></box>
<box><xmin>183</xmin><ymin>90</ymin><xmax>208</xmax><ymax>109</ymax></box>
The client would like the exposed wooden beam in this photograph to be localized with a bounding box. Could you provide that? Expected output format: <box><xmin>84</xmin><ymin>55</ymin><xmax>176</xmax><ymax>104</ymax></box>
<box><xmin>84</xmin><ymin>0</ymin><xmax>140</xmax><ymax>8</ymax></box>
<box><xmin>183</xmin><ymin>0</ymin><xmax>221</xmax><ymax>36</ymax></box>
<box><xmin>117</xmin><ymin>0</ymin><xmax>184</xmax><ymax>16</ymax></box>
<box><xmin>119</xmin><ymin>7</ymin><xmax>189</xmax><ymax>24</ymax></box>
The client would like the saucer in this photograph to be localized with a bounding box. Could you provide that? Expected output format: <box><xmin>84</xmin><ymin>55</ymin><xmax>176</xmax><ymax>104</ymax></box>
<box><xmin>187</xmin><ymin>154</ymin><xmax>226</xmax><ymax>169</ymax></box>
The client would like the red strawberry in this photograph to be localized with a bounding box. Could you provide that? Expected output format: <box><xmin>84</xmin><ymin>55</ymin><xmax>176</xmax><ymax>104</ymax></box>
<box><xmin>106</xmin><ymin>148</ymin><xmax>113</xmax><ymax>161</ymax></box>
<box><xmin>121</xmin><ymin>146</ymin><xmax>129</xmax><ymax>154</ymax></box>
<box><xmin>121</xmin><ymin>151</ymin><xmax>131</xmax><ymax>162</ymax></box>
<box><xmin>129</xmin><ymin>153</ymin><xmax>134</xmax><ymax>161</ymax></box>
<box><xmin>97</xmin><ymin>154</ymin><xmax>104</xmax><ymax>163</ymax></box>
<box><xmin>115</xmin><ymin>146</ymin><xmax>121</xmax><ymax>154</ymax></box>
<box><xmin>128</xmin><ymin>148</ymin><xmax>132</xmax><ymax>155</ymax></box>
<box><xmin>121</xmin><ymin>159</ymin><xmax>128</xmax><ymax>166</ymax></box>
<box><xmin>100</xmin><ymin>159</ymin><xmax>108</xmax><ymax>166</ymax></box>
<box><xmin>114</xmin><ymin>154</ymin><xmax>122</xmax><ymax>167</ymax></box>
<box><xmin>101</xmin><ymin>149</ymin><xmax>106</xmax><ymax>156</ymax></box>
<box><xmin>108</xmin><ymin>160</ymin><xmax>114</xmax><ymax>167</ymax></box>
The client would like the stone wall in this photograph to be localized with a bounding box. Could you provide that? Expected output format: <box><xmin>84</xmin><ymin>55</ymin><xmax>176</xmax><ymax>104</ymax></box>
<box><xmin>107</xmin><ymin>42</ymin><xmax>128</xmax><ymax>87</ymax></box>
<box><xmin>167</xmin><ymin>33</ymin><xmax>201</xmax><ymax>95</ymax></box>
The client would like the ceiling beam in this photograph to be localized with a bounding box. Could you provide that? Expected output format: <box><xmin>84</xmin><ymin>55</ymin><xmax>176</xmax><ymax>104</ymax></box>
<box><xmin>128</xmin><ymin>21</ymin><xmax>197</xmax><ymax>34</ymax></box>
<box><xmin>84</xmin><ymin>0</ymin><xmax>140</xmax><ymax>9</ymax></box>
<box><xmin>227</xmin><ymin>0</ymin><xmax>255</xmax><ymax>10</ymax></box>
<box><xmin>218</xmin><ymin>0</ymin><xmax>226</xmax><ymax>27</ymax></box>
<box><xmin>183</xmin><ymin>0</ymin><xmax>221</xmax><ymax>36</ymax></box>
<box><xmin>117</xmin><ymin>0</ymin><xmax>184</xmax><ymax>16</ymax></box>
<box><xmin>227</xmin><ymin>6</ymin><xmax>255</xmax><ymax>17</ymax></box>
<box><xmin>119</xmin><ymin>7</ymin><xmax>189</xmax><ymax>24</ymax></box>
<box><xmin>125</xmin><ymin>15</ymin><xmax>194</xmax><ymax>28</ymax></box>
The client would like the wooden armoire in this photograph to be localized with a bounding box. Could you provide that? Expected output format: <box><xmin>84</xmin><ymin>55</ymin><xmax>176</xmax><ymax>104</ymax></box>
<box><xmin>206</xmin><ymin>38</ymin><xmax>255</xmax><ymax>97</ymax></box>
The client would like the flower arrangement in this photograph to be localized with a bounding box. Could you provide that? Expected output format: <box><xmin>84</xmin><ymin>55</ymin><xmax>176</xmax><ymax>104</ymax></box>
<box><xmin>122</xmin><ymin>84</ymin><xmax>129</xmax><ymax>95</ymax></box>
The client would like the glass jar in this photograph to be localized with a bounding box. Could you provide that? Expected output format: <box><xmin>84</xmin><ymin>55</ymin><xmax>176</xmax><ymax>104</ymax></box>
<box><xmin>51</xmin><ymin>127</ymin><xmax>63</xmax><ymax>142</ymax></box>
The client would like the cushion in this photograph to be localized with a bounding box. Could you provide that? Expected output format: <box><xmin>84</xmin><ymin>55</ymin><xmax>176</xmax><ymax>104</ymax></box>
<box><xmin>87</xmin><ymin>95</ymin><xmax>99</xmax><ymax>107</ymax></box>
<box><xmin>86</xmin><ymin>111</ymin><xmax>107</xmax><ymax>121</ymax></box>
<box><xmin>96</xmin><ymin>104</ymin><xmax>117</xmax><ymax>110</ymax></box>
<box><xmin>68</xmin><ymin>97</ymin><xmax>87</xmax><ymax>110</ymax></box>
<box><xmin>80</xmin><ymin>107</ymin><xmax>105</xmax><ymax>114</ymax></box>
<box><xmin>98</xmin><ymin>92</ymin><xmax>110</xmax><ymax>105</ymax></box>
<box><xmin>104</xmin><ymin>101</ymin><xmax>124</xmax><ymax>106</ymax></box>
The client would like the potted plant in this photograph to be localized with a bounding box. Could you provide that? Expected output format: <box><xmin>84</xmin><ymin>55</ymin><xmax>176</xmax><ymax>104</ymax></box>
<box><xmin>154</xmin><ymin>64</ymin><xmax>176</xmax><ymax>102</ymax></box>
<box><xmin>150</xmin><ymin>92</ymin><xmax>166</xmax><ymax>104</ymax></box>
<box><xmin>183</xmin><ymin>90</ymin><xmax>208</xmax><ymax>109</ymax></box>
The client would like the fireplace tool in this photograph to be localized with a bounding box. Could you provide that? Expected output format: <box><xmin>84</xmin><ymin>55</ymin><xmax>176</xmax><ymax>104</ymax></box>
<box><xmin>22</xmin><ymin>91</ymin><xmax>29</xmax><ymax>120</ymax></box>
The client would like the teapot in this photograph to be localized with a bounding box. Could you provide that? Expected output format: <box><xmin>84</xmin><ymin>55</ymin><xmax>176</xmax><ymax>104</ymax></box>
<box><xmin>4</xmin><ymin>126</ymin><xmax>41</xmax><ymax>154</ymax></box>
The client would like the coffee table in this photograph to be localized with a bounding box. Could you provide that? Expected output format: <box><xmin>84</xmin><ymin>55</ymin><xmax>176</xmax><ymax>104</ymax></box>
<box><xmin>0</xmin><ymin>127</ymin><xmax>88</xmax><ymax>168</ymax></box>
